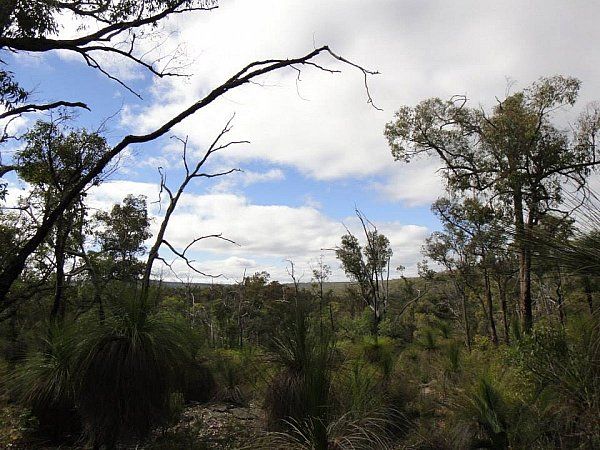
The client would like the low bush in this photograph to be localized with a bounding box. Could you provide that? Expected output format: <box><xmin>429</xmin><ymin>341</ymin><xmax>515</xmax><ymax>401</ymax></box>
<box><xmin>74</xmin><ymin>300</ymin><xmax>193</xmax><ymax>448</ymax></box>
<box><xmin>11</xmin><ymin>323</ymin><xmax>81</xmax><ymax>442</ymax></box>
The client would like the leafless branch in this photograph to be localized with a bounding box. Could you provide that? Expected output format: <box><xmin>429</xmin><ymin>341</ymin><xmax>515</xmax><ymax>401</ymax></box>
<box><xmin>0</xmin><ymin>101</ymin><xmax>90</xmax><ymax>120</ymax></box>
<box><xmin>162</xmin><ymin>239</ymin><xmax>223</xmax><ymax>278</ymax></box>
<box><xmin>1</xmin><ymin>45</ymin><xmax>380</xmax><ymax>308</ymax></box>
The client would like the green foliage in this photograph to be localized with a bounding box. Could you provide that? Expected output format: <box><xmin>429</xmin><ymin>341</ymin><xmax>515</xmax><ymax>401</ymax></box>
<box><xmin>335</xmin><ymin>221</ymin><xmax>393</xmax><ymax>336</ymax></box>
<box><xmin>74</xmin><ymin>299</ymin><xmax>193</xmax><ymax>447</ymax></box>
<box><xmin>0</xmin><ymin>0</ymin><xmax>58</xmax><ymax>39</ymax></box>
<box><xmin>359</xmin><ymin>336</ymin><xmax>395</xmax><ymax>379</ymax></box>
<box><xmin>509</xmin><ymin>319</ymin><xmax>600</xmax><ymax>446</ymax></box>
<box><xmin>262</xmin><ymin>411</ymin><xmax>396</xmax><ymax>450</ymax></box>
<box><xmin>210</xmin><ymin>349</ymin><xmax>251</xmax><ymax>405</ymax></box>
<box><xmin>443</xmin><ymin>341</ymin><xmax>461</xmax><ymax>374</ymax></box>
<box><xmin>0</xmin><ymin>68</ymin><xmax>28</xmax><ymax>111</ymax></box>
<box><xmin>336</xmin><ymin>229</ymin><xmax>392</xmax><ymax>283</ymax></box>
<box><xmin>418</xmin><ymin>328</ymin><xmax>438</xmax><ymax>351</ymax></box>
<box><xmin>336</xmin><ymin>360</ymin><xmax>381</xmax><ymax>416</ymax></box>
<box><xmin>460</xmin><ymin>375</ymin><xmax>509</xmax><ymax>449</ymax></box>
<box><xmin>93</xmin><ymin>194</ymin><xmax>151</xmax><ymax>281</ymax></box>
<box><xmin>0</xmin><ymin>0</ymin><xmax>215</xmax><ymax>40</ymax></box>
<box><xmin>0</xmin><ymin>214</ymin><xmax>20</xmax><ymax>276</ymax></box>
<box><xmin>264</xmin><ymin>300</ymin><xmax>334</xmax><ymax>436</ymax></box>
<box><xmin>13</xmin><ymin>324</ymin><xmax>75</xmax><ymax>408</ymax></box>
<box><xmin>379</xmin><ymin>312</ymin><xmax>416</xmax><ymax>342</ymax></box>
<box><xmin>338</xmin><ymin>309</ymin><xmax>373</xmax><ymax>341</ymax></box>
<box><xmin>10</xmin><ymin>323</ymin><xmax>80</xmax><ymax>441</ymax></box>
<box><xmin>17</xmin><ymin>120</ymin><xmax>108</xmax><ymax>190</ymax></box>
<box><xmin>385</xmin><ymin>75</ymin><xmax>588</xmax><ymax>198</ymax></box>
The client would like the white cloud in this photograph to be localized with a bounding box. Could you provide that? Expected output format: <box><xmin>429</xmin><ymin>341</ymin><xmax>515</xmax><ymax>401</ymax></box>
<box><xmin>106</xmin><ymin>0</ymin><xmax>600</xmax><ymax>204</ymax></box>
<box><xmin>88</xmin><ymin>180</ymin><xmax>430</xmax><ymax>282</ymax></box>
<box><xmin>372</xmin><ymin>158</ymin><xmax>445</xmax><ymax>207</ymax></box>
<box><xmin>210</xmin><ymin>167</ymin><xmax>285</xmax><ymax>192</ymax></box>
<box><xmin>8</xmin><ymin>0</ymin><xmax>600</xmax><ymax>284</ymax></box>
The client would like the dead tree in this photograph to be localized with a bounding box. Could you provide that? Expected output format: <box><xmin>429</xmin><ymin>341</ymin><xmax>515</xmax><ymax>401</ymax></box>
<box><xmin>0</xmin><ymin>45</ymin><xmax>380</xmax><ymax>312</ymax></box>
<box><xmin>140</xmin><ymin>119</ymin><xmax>242</xmax><ymax>304</ymax></box>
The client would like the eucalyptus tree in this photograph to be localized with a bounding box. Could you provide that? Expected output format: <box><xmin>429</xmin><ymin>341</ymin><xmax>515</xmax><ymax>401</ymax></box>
<box><xmin>335</xmin><ymin>211</ymin><xmax>393</xmax><ymax>336</ymax></box>
<box><xmin>312</xmin><ymin>255</ymin><xmax>332</xmax><ymax>334</ymax></box>
<box><xmin>93</xmin><ymin>195</ymin><xmax>151</xmax><ymax>282</ymax></box>
<box><xmin>429</xmin><ymin>196</ymin><xmax>512</xmax><ymax>345</ymax></box>
<box><xmin>386</xmin><ymin>76</ymin><xmax>600</xmax><ymax>331</ymax></box>
<box><xmin>15</xmin><ymin>119</ymin><xmax>108</xmax><ymax>318</ymax></box>
<box><xmin>424</xmin><ymin>232</ymin><xmax>473</xmax><ymax>350</ymax></box>
<box><xmin>0</xmin><ymin>0</ymin><xmax>219</xmax><ymax>108</ymax></box>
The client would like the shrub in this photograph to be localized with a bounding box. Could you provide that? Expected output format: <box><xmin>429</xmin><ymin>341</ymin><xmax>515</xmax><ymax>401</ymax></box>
<box><xmin>509</xmin><ymin>318</ymin><xmax>600</xmax><ymax>447</ymax></box>
<box><xmin>261</xmin><ymin>411</ymin><xmax>397</xmax><ymax>450</ymax></box>
<box><xmin>337</xmin><ymin>309</ymin><xmax>373</xmax><ymax>342</ymax></box>
<box><xmin>418</xmin><ymin>328</ymin><xmax>437</xmax><ymax>351</ymax></box>
<box><xmin>210</xmin><ymin>349</ymin><xmax>249</xmax><ymax>405</ymax></box>
<box><xmin>443</xmin><ymin>341</ymin><xmax>461</xmax><ymax>375</ymax></box>
<box><xmin>461</xmin><ymin>375</ymin><xmax>509</xmax><ymax>449</ymax></box>
<box><xmin>11</xmin><ymin>323</ymin><xmax>81</xmax><ymax>442</ymax></box>
<box><xmin>181</xmin><ymin>360</ymin><xmax>215</xmax><ymax>404</ymax></box>
<box><xmin>74</xmin><ymin>300</ymin><xmax>193</xmax><ymax>448</ymax></box>
<box><xmin>335</xmin><ymin>360</ymin><xmax>381</xmax><ymax>416</ymax></box>
<box><xmin>360</xmin><ymin>336</ymin><xmax>395</xmax><ymax>380</ymax></box>
<box><xmin>264</xmin><ymin>300</ymin><xmax>333</xmax><ymax>436</ymax></box>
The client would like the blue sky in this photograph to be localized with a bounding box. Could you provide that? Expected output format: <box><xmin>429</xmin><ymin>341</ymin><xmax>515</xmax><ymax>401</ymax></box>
<box><xmin>4</xmin><ymin>0</ymin><xmax>600</xmax><ymax>283</ymax></box>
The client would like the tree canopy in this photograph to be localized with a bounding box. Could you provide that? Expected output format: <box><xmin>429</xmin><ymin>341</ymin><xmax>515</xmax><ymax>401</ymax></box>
<box><xmin>385</xmin><ymin>75</ymin><xmax>600</xmax><ymax>331</ymax></box>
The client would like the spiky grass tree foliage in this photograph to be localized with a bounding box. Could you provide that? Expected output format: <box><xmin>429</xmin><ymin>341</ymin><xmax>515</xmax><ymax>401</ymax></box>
<box><xmin>457</xmin><ymin>375</ymin><xmax>509</xmax><ymax>450</ymax></box>
<box><xmin>360</xmin><ymin>336</ymin><xmax>395</xmax><ymax>380</ymax></box>
<box><xmin>261</xmin><ymin>411</ymin><xmax>396</xmax><ymax>450</ymax></box>
<box><xmin>209</xmin><ymin>349</ymin><xmax>250</xmax><ymax>404</ymax></box>
<box><xmin>264</xmin><ymin>299</ymin><xmax>334</xmax><ymax>443</ymax></box>
<box><xmin>336</xmin><ymin>360</ymin><xmax>381</xmax><ymax>417</ymax></box>
<box><xmin>74</xmin><ymin>299</ymin><xmax>193</xmax><ymax>448</ymax></box>
<box><xmin>444</xmin><ymin>341</ymin><xmax>461</xmax><ymax>375</ymax></box>
<box><xmin>12</xmin><ymin>323</ymin><xmax>81</xmax><ymax>442</ymax></box>
<box><xmin>510</xmin><ymin>316</ymin><xmax>600</xmax><ymax>447</ymax></box>
<box><xmin>534</xmin><ymin>190</ymin><xmax>600</xmax><ymax>276</ymax></box>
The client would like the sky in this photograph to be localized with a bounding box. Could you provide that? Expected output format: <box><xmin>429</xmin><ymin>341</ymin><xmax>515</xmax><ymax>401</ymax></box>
<box><xmin>3</xmin><ymin>0</ymin><xmax>600</xmax><ymax>283</ymax></box>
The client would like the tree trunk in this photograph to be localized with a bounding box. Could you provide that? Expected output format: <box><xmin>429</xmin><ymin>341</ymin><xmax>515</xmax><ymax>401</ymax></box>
<box><xmin>513</xmin><ymin>189</ymin><xmax>533</xmax><ymax>332</ymax></box>
<box><xmin>584</xmin><ymin>276</ymin><xmax>595</xmax><ymax>315</ymax></box>
<box><xmin>497</xmin><ymin>278</ymin><xmax>510</xmax><ymax>344</ymax></box>
<box><xmin>556</xmin><ymin>267</ymin><xmax>565</xmax><ymax>326</ymax></box>
<box><xmin>461</xmin><ymin>287</ymin><xmax>472</xmax><ymax>352</ymax></box>
<box><xmin>50</xmin><ymin>219</ymin><xmax>67</xmax><ymax>320</ymax></box>
<box><xmin>483</xmin><ymin>267</ymin><xmax>498</xmax><ymax>345</ymax></box>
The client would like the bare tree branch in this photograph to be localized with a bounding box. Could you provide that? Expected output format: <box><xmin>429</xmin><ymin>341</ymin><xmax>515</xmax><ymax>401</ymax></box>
<box><xmin>0</xmin><ymin>45</ymin><xmax>380</xmax><ymax>309</ymax></box>
<box><xmin>0</xmin><ymin>101</ymin><xmax>90</xmax><ymax>120</ymax></box>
